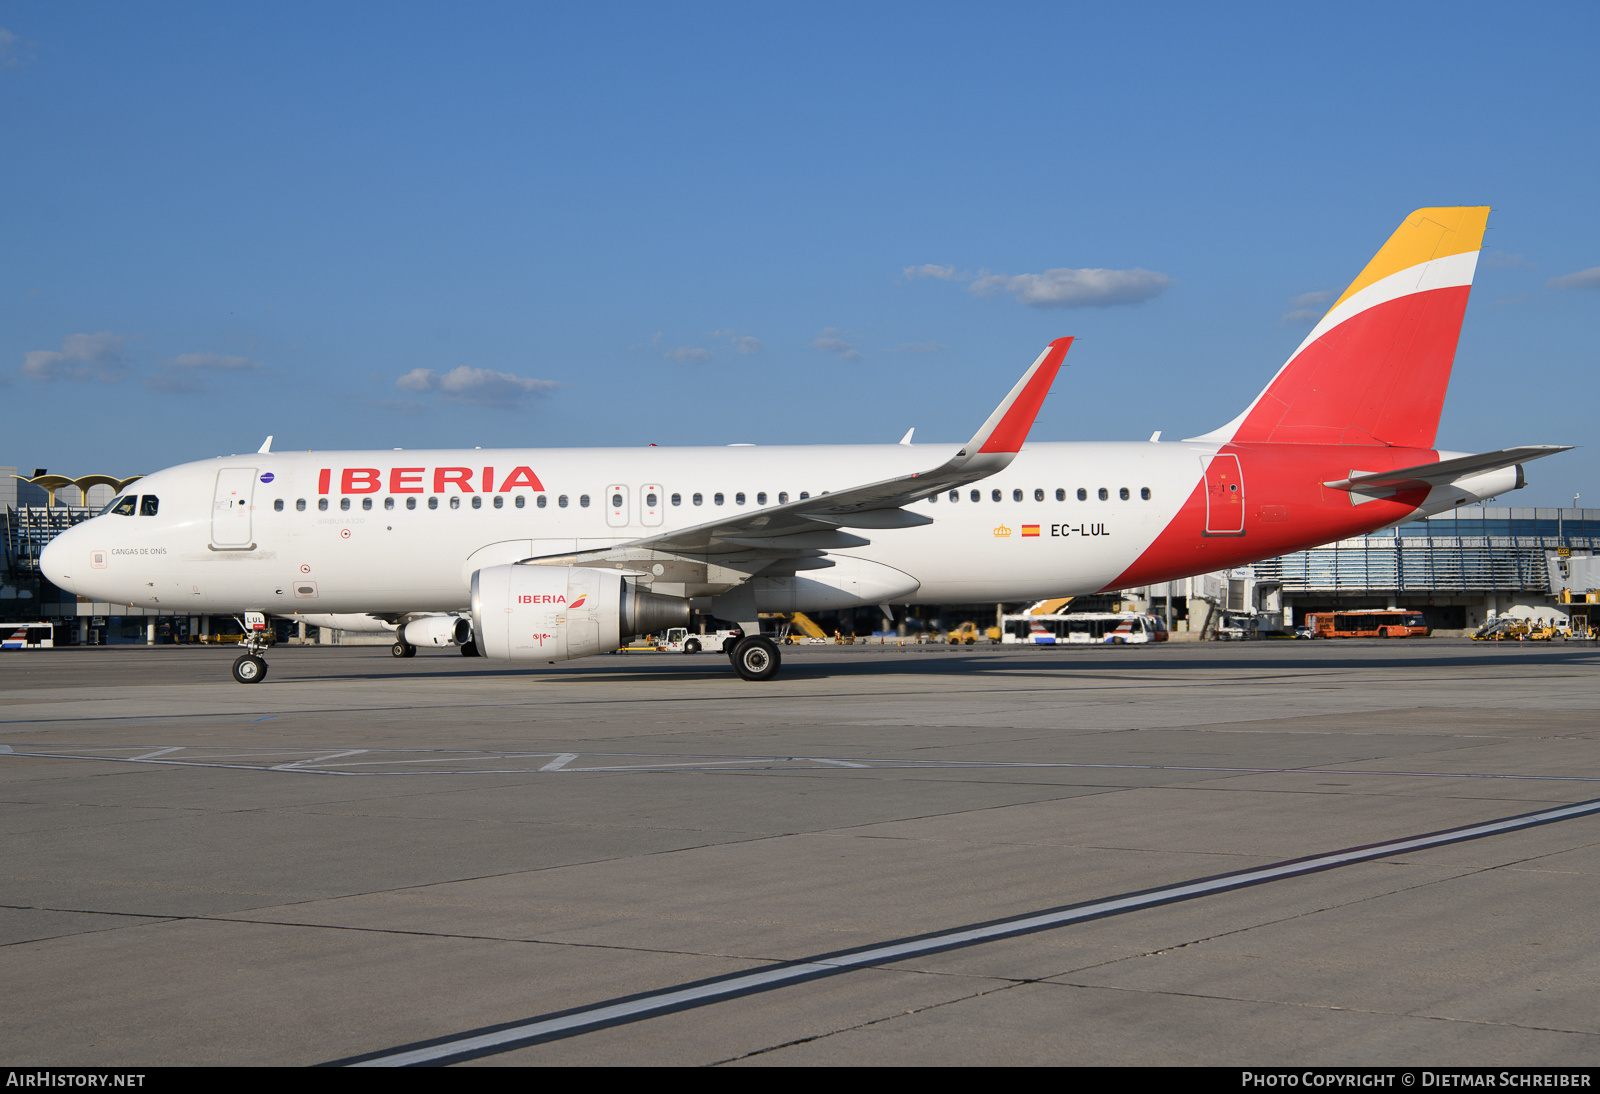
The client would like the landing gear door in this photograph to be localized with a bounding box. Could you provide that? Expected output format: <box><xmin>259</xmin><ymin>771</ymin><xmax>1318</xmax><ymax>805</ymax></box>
<box><xmin>212</xmin><ymin>468</ymin><xmax>258</xmax><ymax>547</ymax></box>
<box><xmin>1202</xmin><ymin>454</ymin><xmax>1245</xmax><ymax>535</ymax></box>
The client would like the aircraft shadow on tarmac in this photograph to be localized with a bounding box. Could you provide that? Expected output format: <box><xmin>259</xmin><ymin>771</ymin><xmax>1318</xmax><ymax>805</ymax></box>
<box><xmin>271</xmin><ymin>643</ymin><xmax>1600</xmax><ymax>685</ymax></box>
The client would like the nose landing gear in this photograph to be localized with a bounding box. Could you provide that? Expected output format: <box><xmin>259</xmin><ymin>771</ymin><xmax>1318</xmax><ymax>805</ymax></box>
<box><xmin>232</xmin><ymin>611</ymin><xmax>271</xmax><ymax>684</ymax></box>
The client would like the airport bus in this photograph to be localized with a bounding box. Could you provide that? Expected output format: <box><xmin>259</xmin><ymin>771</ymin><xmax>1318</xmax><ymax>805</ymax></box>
<box><xmin>1002</xmin><ymin>612</ymin><xmax>1168</xmax><ymax>645</ymax></box>
<box><xmin>1</xmin><ymin>623</ymin><xmax>56</xmax><ymax>649</ymax></box>
<box><xmin>1304</xmin><ymin>610</ymin><xmax>1430</xmax><ymax>639</ymax></box>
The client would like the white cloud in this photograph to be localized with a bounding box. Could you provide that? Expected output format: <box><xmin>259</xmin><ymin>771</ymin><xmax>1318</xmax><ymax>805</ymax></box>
<box><xmin>143</xmin><ymin>353</ymin><xmax>261</xmax><ymax>393</ymax></box>
<box><xmin>1548</xmin><ymin>267</ymin><xmax>1600</xmax><ymax>290</ymax></box>
<box><xmin>20</xmin><ymin>332</ymin><xmax>131</xmax><ymax>383</ymax></box>
<box><xmin>665</xmin><ymin>345</ymin><xmax>713</xmax><ymax>363</ymax></box>
<box><xmin>0</xmin><ymin>28</ymin><xmax>32</xmax><ymax>69</ymax></box>
<box><xmin>969</xmin><ymin>267</ymin><xmax>1171</xmax><ymax>308</ymax></box>
<box><xmin>812</xmin><ymin>328</ymin><xmax>862</xmax><ymax>362</ymax></box>
<box><xmin>1483</xmin><ymin>250</ymin><xmax>1534</xmax><ymax>270</ymax></box>
<box><xmin>902</xmin><ymin>264</ymin><xmax>961</xmax><ymax>281</ymax></box>
<box><xmin>711</xmin><ymin>330</ymin><xmax>763</xmax><ymax>355</ymax></box>
<box><xmin>395</xmin><ymin>366</ymin><xmax>560</xmax><ymax>409</ymax></box>
<box><xmin>1281</xmin><ymin>289</ymin><xmax>1335</xmax><ymax>326</ymax></box>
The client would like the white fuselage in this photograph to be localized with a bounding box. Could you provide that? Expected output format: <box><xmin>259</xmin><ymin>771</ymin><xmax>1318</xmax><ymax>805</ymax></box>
<box><xmin>43</xmin><ymin>442</ymin><xmax>1222</xmax><ymax>615</ymax></box>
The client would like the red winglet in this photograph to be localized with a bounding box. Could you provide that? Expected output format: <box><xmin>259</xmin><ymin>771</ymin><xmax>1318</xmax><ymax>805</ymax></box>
<box><xmin>973</xmin><ymin>337</ymin><xmax>1073</xmax><ymax>454</ymax></box>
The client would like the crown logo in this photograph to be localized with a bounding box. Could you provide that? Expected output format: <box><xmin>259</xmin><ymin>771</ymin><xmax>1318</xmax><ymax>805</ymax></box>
<box><xmin>993</xmin><ymin>523</ymin><xmax>1012</xmax><ymax>537</ymax></box>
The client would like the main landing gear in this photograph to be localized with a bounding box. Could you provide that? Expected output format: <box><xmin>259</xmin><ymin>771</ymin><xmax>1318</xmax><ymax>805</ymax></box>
<box><xmin>728</xmin><ymin>635</ymin><xmax>781</xmax><ymax>682</ymax></box>
<box><xmin>392</xmin><ymin>639</ymin><xmax>417</xmax><ymax>658</ymax></box>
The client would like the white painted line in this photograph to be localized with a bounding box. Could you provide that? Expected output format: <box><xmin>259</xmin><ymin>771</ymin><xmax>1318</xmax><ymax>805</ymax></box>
<box><xmin>539</xmin><ymin>754</ymin><xmax>579</xmax><ymax>772</ymax></box>
<box><xmin>808</xmin><ymin>758</ymin><xmax>872</xmax><ymax>768</ymax></box>
<box><xmin>339</xmin><ymin>794</ymin><xmax>1600</xmax><ymax>1067</ymax></box>
<box><xmin>270</xmin><ymin>750</ymin><xmax>368</xmax><ymax>771</ymax></box>
<box><xmin>130</xmin><ymin>747</ymin><xmax>185</xmax><ymax>761</ymax></box>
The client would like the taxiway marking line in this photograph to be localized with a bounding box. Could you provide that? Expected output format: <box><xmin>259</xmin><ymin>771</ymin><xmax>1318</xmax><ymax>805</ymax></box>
<box><xmin>538</xmin><ymin>754</ymin><xmax>579</xmax><ymax>772</ymax></box>
<box><xmin>331</xmin><ymin>794</ymin><xmax>1600</xmax><ymax>1067</ymax></box>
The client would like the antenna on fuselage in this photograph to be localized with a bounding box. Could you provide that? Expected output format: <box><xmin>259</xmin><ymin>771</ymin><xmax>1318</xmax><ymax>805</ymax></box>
<box><xmin>899</xmin><ymin>428</ymin><xmax>914</xmax><ymax>446</ymax></box>
<box><xmin>258</xmin><ymin>436</ymin><xmax>273</xmax><ymax>454</ymax></box>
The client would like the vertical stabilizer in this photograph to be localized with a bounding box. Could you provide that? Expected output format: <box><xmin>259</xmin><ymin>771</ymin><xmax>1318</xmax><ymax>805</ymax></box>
<box><xmin>1193</xmin><ymin>207</ymin><xmax>1489</xmax><ymax>448</ymax></box>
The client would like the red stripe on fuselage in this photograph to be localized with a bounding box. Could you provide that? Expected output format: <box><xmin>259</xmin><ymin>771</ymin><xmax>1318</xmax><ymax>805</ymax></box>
<box><xmin>1233</xmin><ymin>286</ymin><xmax>1470</xmax><ymax>449</ymax></box>
<box><xmin>1103</xmin><ymin>443</ymin><xmax>1436</xmax><ymax>591</ymax></box>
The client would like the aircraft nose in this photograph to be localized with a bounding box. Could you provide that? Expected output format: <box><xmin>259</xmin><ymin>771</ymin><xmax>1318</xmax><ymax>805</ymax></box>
<box><xmin>39</xmin><ymin>529</ymin><xmax>76</xmax><ymax>594</ymax></box>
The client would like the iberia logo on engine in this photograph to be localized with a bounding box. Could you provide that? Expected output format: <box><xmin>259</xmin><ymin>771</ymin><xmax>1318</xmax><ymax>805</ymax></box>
<box><xmin>517</xmin><ymin>594</ymin><xmax>567</xmax><ymax>604</ymax></box>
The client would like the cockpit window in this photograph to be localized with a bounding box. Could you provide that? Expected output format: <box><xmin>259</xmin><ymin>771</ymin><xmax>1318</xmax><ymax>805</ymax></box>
<box><xmin>140</xmin><ymin>496</ymin><xmax>160</xmax><ymax>516</ymax></box>
<box><xmin>107</xmin><ymin>495</ymin><xmax>137</xmax><ymax>516</ymax></box>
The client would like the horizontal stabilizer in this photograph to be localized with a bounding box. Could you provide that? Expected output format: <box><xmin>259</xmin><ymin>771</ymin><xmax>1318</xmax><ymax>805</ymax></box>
<box><xmin>1323</xmin><ymin>446</ymin><xmax>1571</xmax><ymax>492</ymax></box>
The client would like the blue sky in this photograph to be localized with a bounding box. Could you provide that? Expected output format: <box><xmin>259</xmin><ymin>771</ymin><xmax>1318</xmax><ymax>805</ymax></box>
<box><xmin>3</xmin><ymin>3</ymin><xmax>1596</xmax><ymax>505</ymax></box>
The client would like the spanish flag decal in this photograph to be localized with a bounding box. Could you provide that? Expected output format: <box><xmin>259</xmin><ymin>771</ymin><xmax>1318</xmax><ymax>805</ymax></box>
<box><xmin>1022</xmin><ymin>525</ymin><xmax>1040</xmax><ymax>537</ymax></box>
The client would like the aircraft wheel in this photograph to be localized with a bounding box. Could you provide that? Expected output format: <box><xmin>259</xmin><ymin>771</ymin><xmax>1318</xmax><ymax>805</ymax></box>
<box><xmin>392</xmin><ymin>640</ymin><xmax>416</xmax><ymax>658</ymax></box>
<box><xmin>684</xmin><ymin>638</ymin><xmax>701</xmax><ymax>654</ymax></box>
<box><xmin>460</xmin><ymin>641</ymin><xmax>480</xmax><ymax>657</ymax></box>
<box><xmin>232</xmin><ymin>655</ymin><xmax>267</xmax><ymax>684</ymax></box>
<box><xmin>730</xmin><ymin>636</ymin><xmax>781</xmax><ymax>682</ymax></box>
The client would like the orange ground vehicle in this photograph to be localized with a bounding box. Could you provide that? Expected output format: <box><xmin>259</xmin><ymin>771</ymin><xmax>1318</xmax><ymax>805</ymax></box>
<box><xmin>1304</xmin><ymin>610</ymin><xmax>1430</xmax><ymax>638</ymax></box>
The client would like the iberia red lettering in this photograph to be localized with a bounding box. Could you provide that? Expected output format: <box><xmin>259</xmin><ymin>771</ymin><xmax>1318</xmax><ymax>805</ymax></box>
<box><xmin>318</xmin><ymin>469</ymin><xmax>331</xmax><ymax>495</ymax></box>
<box><xmin>482</xmin><ymin>466</ymin><xmax>494</xmax><ymax>493</ymax></box>
<box><xmin>434</xmin><ymin>467</ymin><xmax>474</xmax><ymax>493</ymax></box>
<box><xmin>390</xmin><ymin>467</ymin><xmax>424</xmax><ymax>493</ymax></box>
<box><xmin>342</xmin><ymin>468</ymin><xmax>381</xmax><ymax>494</ymax></box>
<box><xmin>497</xmin><ymin>465</ymin><xmax>544</xmax><ymax>492</ymax></box>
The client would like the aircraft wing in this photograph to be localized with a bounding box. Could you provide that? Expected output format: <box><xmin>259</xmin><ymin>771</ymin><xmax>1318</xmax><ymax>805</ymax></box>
<box><xmin>523</xmin><ymin>337</ymin><xmax>1072</xmax><ymax>581</ymax></box>
<box><xmin>1323</xmin><ymin>446</ymin><xmax>1572</xmax><ymax>493</ymax></box>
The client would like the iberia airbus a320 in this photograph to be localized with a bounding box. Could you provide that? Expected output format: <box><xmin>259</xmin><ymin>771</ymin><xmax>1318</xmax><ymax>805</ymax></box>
<box><xmin>41</xmin><ymin>207</ymin><xmax>1567</xmax><ymax>683</ymax></box>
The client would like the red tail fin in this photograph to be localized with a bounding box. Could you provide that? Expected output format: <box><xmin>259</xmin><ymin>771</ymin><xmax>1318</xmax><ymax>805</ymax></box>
<box><xmin>1195</xmin><ymin>207</ymin><xmax>1489</xmax><ymax>448</ymax></box>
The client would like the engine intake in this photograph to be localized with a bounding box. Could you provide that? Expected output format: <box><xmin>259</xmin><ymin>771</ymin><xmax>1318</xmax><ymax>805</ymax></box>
<box><xmin>470</xmin><ymin>564</ymin><xmax>689</xmax><ymax>662</ymax></box>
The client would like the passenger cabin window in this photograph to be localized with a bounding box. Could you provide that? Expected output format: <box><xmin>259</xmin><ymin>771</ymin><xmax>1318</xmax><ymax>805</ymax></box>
<box><xmin>671</xmin><ymin>493</ymin><xmax>682</xmax><ymax>506</ymax></box>
<box><xmin>799</xmin><ymin>492</ymin><xmax>810</xmax><ymax>500</ymax></box>
<box><xmin>318</xmin><ymin>498</ymin><xmax>329</xmax><ymax>511</ymax></box>
<box><xmin>559</xmin><ymin>495</ymin><xmax>569</xmax><ymax>508</ymax></box>
<box><xmin>778</xmin><ymin>492</ymin><xmax>788</xmax><ymax>504</ymax></box>
<box><xmin>493</xmin><ymin>495</ymin><xmax>503</xmax><ymax>509</ymax></box>
<box><xmin>735</xmin><ymin>492</ymin><xmax>746</xmax><ymax>505</ymax></box>
<box><xmin>970</xmin><ymin>490</ymin><xmax>980</xmax><ymax>502</ymax></box>
<box><xmin>755</xmin><ymin>492</ymin><xmax>766</xmax><ymax>505</ymax></box>
<box><xmin>714</xmin><ymin>493</ymin><xmax>724</xmax><ymax>506</ymax></box>
<box><xmin>611</xmin><ymin>493</ymin><xmax>623</xmax><ymax>508</ymax></box>
<box><xmin>646</xmin><ymin>492</ymin><xmax>657</xmax><ymax>507</ymax></box>
<box><xmin>579</xmin><ymin>495</ymin><xmax>590</xmax><ymax>507</ymax></box>
<box><xmin>296</xmin><ymin>498</ymin><xmax>307</xmax><ymax>512</ymax></box>
<box><xmin>1076</xmin><ymin>488</ymin><xmax>1087</xmax><ymax>501</ymax></box>
<box><xmin>340</xmin><ymin>498</ymin><xmax>351</xmax><ymax>511</ymax></box>
<box><xmin>471</xmin><ymin>496</ymin><xmax>482</xmax><ymax>509</ymax></box>
<box><xmin>1055</xmin><ymin>489</ymin><xmax>1065</xmax><ymax>501</ymax></box>
<box><xmin>1141</xmin><ymin>487</ymin><xmax>1151</xmax><ymax>500</ymax></box>
<box><xmin>536</xmin><ymin>495</ymin><xmax>545</xmax><ymax>508</ymax></box>
<box><xmin>384</xmin><ymin>497</ymin><xmax>394</xmax><ymax>510</ymax></box>
<box><xmin>948</xmin><ymin>490</ymin><xmax>959</xmax><ymax>502</ymax></box>
<box><xmin>1119</xmin><ymin>487</ymin><xmax>1130</xmax><ymax>501</ymax></box>
<box><xmin>110</xmin><ymin>496</ymin><xmax>137</xmax><ymax>517</ymax></box>
<box><xmin>991</xmin><ymin>489</ymin><xmax>1002</xmax><ymax>502</ymax></box>
<box><xmin>1098</xmin><ymin>488</ymin><xmax>1109</xmax><ymax>501</ymax></box>
<box><xmin>406</xmin><ymin>497</ymin><xmax>417</xmax><ymax>510</ymax></box>
<box><xmin>1034</xmin><ymin>488</ymin><xmax>1044</xmax><ymax>502</ymax></box>
<box><xmin>362</xmin><ymin>497</ymin><xmax>373</xmax><ymax>511</ymax></box>
<box><xmin>450</xmin><ymin>496</ymin><xmax>461</xmax><ymax>510</ymax></box>
<box><xmin>428</xmin><ymin>497</ymin><xmax>439</xmax><ymax>510</ymax></box>
<box><xmin>274</xmin><ymin>499</ymin><xmax>284</xmax><ymax>512</ymax></box>
<box><xmin>140</xmin><ymin>496</ymin><xmax>159</xmax><ymax>516</ymax></box>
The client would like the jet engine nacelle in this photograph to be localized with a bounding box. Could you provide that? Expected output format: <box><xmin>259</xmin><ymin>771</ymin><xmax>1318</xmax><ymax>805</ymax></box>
<box><xmin>402</xmin><ymin>615</ymin><xmax>472</xmax><ymax>648</ymax></box>
<box><xmin>470</xmin><ymin>564</ymin><xmax>690</xmax><ymax>662</ymax></box>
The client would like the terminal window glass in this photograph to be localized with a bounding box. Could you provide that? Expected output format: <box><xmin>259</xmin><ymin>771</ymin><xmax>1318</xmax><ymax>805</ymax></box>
<box><xmin>274</xmin><ymin>499</ymin><xmax>284</xmax><ymax>512</ymax></box>
<box><xmin>296</xmin><ymin>498</ymin><xmax>306</xmax><ymax>512</ymax></box>
<box><xmin>110</xmin><ymin>496</ymin><xmax>136</xmax><ymax>516</ymax></box>
<box><xmin>140</xmin><ymin>496</ymin><xmax>159</xmax><ymax>516</ymax></box>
